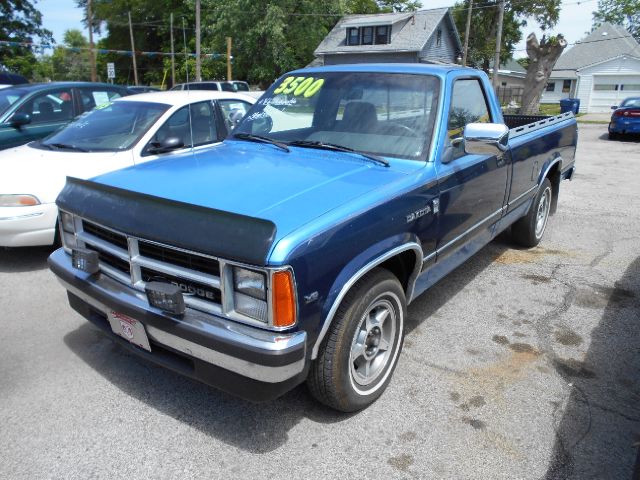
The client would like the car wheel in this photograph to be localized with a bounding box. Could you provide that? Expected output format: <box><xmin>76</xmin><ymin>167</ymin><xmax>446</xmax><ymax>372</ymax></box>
<box><xmin>608</xmin><ymin>131</ymin><xmax>618</xmax><ymax>140</ymax></box>
<box><xmin>512</xmin><ymin>178</ymin><xmax>552</xmax><ymax>248</ymax></box>
<box><xmin>307</xmin><ymin>268</ymin><xmax>405</xmax><ymax>412</ymax></box>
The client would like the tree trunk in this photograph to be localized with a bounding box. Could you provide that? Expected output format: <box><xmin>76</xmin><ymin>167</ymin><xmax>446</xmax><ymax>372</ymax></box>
<box><xmin>519</xmin><ymin>33</ymin><xmax>567</xmax><ymax>115</ymax></box>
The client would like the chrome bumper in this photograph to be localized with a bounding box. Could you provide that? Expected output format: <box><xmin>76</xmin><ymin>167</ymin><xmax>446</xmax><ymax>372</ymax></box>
<box><xmin>49</xmin><ymin>248</ymin><xmax>307</xmax><ymax>384</ymax></box>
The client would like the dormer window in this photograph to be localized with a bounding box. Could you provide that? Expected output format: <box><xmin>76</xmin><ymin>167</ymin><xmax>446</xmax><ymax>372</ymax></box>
<box><xmin>347</xmin><ymin>27</ymin><xmax>360</xmax><ymax>46</ymax></box>
<box><xmin>361</xmin><ymin>26</ymin><xmax>374</xmax><ymax>45</ymax></box>
<box><xmin>436</xmin><ymin>28</ymin><xmax>442</xmax><ymax>47</ymax></box>
<box><xmin>345</xmin><ymin>24</ymin><xmax>391</xmax><ymax>46</ymax></box>
<box><xmin>375</xmin><ymin>25</ymin><xmax>390</xmax><ymax>44</ymax></box>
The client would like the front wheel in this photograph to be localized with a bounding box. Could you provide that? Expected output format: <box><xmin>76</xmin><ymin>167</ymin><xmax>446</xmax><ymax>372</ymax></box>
<box><xmin>307</xmin><ymin>268</ymin><xmax>406</xmax><ymax>412</ymax></box>
<box><xmin>512</xmin><ymin>178</ymin><xmax>552</xmax><ymax>248</ymax></box>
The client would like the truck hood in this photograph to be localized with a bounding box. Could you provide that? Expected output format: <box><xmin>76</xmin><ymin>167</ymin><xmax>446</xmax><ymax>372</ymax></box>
<box><xmin>91</xmin><ymin>140</ymin><xmax>415</xmax><ymax>239</ymax></box>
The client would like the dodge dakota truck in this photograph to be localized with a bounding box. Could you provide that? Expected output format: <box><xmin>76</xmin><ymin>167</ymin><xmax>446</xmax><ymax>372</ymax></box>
<box><xmin>48</xmin><ymin>64</ymin><xmax>577</xmax><ymax>412</ymax></box>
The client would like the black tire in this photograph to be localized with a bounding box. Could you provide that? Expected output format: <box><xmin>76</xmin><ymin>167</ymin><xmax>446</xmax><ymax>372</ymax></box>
<box><xmin>53</xmin><ymin>220</ymin><xmax>62</xmax><ymax>249</ymax></box>
<box><xmin>307</xmin><ymin>268</ymin><xmax>406</xmax><ymax>412</ymax></box>
<box><xmin>608</xmin><ymin>131</ymin><xmax>618</xmax><ymax>140</ymax></box>
<box><xmin>512</xmin><ymin>178</ymin><xmax>553</xmax><ymax>248</ymax></box>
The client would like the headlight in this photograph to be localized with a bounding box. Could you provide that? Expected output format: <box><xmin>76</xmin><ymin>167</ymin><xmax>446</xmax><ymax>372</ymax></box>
<box><xmin>59</xmin><ymin>211</ymin><xmax>77</xmax><ymax>249</ymax></box>
<box><xmin>232</xmin><ymin>266</ymin><xmax>268</xmax><ymax>322</ymax></box>
<box><xmin>0</xmin><ymin>194</ymin><xmax>40</xmax><ymax>207</ymax></box>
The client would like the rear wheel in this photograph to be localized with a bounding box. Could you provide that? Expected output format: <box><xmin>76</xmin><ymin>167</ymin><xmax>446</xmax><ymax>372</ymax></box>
<box><xmin>608</xmin><ymin>131</ymin><xmax>618</xmax><ymax>140</ymax></box>
<box><xmin>307</xmin><ymin>268</ymin><xmax>405</xmax><ymax>412</ymax></box>
<box><xmin>512</xmin><ymin>178</ymin><xmax>552</xmax><ymax>248</ymax></box>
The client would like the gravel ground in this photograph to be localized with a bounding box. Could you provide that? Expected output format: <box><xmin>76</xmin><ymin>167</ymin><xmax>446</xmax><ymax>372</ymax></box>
<box><xmin>1</xmin><ymin>124</ymin><xmax>638</xmax><ymax>480</ymax></box>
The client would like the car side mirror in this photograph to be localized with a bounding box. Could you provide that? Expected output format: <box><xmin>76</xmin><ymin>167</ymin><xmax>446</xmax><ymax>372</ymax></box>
<box><xmin>610</xmin><ymin>105</ymin><xmax>618</xmax><ymax>110</ymax></box>
<box><xmin>463</xmin><ymin>123</ymin><xmax>509</xmax><ymax>156</ymax></box>
<box><xmin>10</xmin><ymin>112</ymin><xmax>31</xmax><ymax>128</ymax></box>
<box><xmin>148</xmin><ymin>136</ymin><xmax>184</xmax><ymax>154</ymax></box>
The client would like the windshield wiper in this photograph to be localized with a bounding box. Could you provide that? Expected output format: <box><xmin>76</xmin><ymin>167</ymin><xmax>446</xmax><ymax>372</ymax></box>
<box><xmin>46</xmin><ymin>143</ymin><xmax>89</xmax><ymax>152</ymax></box>
<box><xmin>287</xmin><ymin>140</ymin><xmax>389</xmax><ymax>167</ymax></box>
<box><xmin>231</xmin><ymin>133</ymin><xmax>290</xmax><ymax>152</ymax></box>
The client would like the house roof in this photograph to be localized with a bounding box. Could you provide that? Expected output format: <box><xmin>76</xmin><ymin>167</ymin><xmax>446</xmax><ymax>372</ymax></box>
<box><xmin>554</xmin><ymin>23</ymin><xmax>640</xmax><ymax>71</ymax></box>
<box><xmin>314</xmin><ymin>8</ymin><xmax>461</xmax><ymax>56</ymax></box>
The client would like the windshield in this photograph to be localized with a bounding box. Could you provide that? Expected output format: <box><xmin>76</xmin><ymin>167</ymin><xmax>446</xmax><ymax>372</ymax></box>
<box><xmin>233</xmin><ymin>72</ymin><xmax>440</xmax><ymax>160</ymax></box>
<box><xmin>0</xmin><ymin>87</ymin><xmax>28</xmax><ymax>117</ymax></box>
<box><xmin>621</xmin><ymin>98</ymin><xmax>640</xmax><ymax>108</ymax></box>
<box><xmin>41</xmin><ymin>101</ymin><xmax>169</xmax><ymax>152</ymax></box>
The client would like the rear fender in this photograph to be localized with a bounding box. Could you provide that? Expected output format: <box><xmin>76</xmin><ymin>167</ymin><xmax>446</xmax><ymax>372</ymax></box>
<box><xmin>311</xmin><ymin>234</ymin><xmax>422</xmax><ymax>359</ymax></box>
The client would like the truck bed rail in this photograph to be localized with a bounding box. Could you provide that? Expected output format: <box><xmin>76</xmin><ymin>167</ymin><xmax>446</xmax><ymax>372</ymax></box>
<box><xmin>504</xmin><ymin>112</ymin><xmax>574</xmax><ymax>138</ymax></box>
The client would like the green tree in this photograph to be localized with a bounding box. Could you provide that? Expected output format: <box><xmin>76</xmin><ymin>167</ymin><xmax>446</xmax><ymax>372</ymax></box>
<box><xmin>0</xmin><ymin>0</ymin><xmax>53</xmax><ymax>78</ymax></box>
<box><xmin>453</xmin><ymin>0</ymin><xmax>524</xmax><ymax>71</ymax></box>
<box><xmin>50</xmin><ymin>29</ymin><xmax>91</xmax><ymax>81</ymax></box>
<box><xmin>593</xmin><ymin>0</ymin><xmax>639</xmax><ymax>40</ymax></box>
<box><xmin>377</xmin><ymin>0</ymin><xmax>421</xmax><ymax>12</ymax></box>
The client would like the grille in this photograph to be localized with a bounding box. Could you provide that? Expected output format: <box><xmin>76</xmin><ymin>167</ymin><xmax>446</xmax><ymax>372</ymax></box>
<box><xmin>77</xmin><ymin>219</ymin><xmax>222</xmax><ymax>314</ymax></box>
<box><xmin>140</xmin><ymin>267</ymin><xmax>222</xmax><ymax>304</ymax></box>
<box><xmin>138</xmin><ymin>241</ymin><xmax>220</xmax><ymax>276</ymax></box>
<box><xmin>82</xmin><ymin>221</ymin><xmax>128</xmax><ymax>250</ymax></box>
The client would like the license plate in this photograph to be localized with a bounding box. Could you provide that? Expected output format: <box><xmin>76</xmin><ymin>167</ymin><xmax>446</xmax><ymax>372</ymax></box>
<box><xmin>107</xmin><ymin>310</ymin><xmax>152</xmax><ymax>352</ymax></box>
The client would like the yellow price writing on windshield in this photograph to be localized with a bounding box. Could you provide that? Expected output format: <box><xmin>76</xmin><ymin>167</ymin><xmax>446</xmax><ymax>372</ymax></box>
<box><xmin>273</xmin><ymin>76</ymin><xmax>325</xmax><ymax>98</ymax></box>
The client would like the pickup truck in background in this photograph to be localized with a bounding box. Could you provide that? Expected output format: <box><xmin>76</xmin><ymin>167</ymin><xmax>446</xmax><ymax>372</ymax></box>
<box><xmin>49</xmin><ymin>64</ymin><xmax>577</xmax><ymax>412</ymax></box>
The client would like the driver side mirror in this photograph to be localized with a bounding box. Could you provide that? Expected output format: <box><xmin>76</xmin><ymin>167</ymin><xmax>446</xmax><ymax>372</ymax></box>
<box><xmin>611</xmin><ymin>105</ymin><xmax>618</xmax><ymax>110</ymax></box>
<box><xmin>10</xmin><ymin>112</ymin><xmax>31</xmax><ymax>128</ymax></box>
<box><xmin>147</xmin><ymin>136</ymin><xmax>185</xmax><ymax>154</ymax></box>
<box><xmin>463</xmin><ymin>123</ymin><xmax>509</xmax><ymax>156</ymax></box>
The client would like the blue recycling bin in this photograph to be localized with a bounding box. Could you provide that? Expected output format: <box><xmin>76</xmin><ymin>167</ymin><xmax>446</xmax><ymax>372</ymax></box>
<box><xmin>560</xmin><ymin>98</ymin><xmax>580</xmax><ymax>114</ymax></box>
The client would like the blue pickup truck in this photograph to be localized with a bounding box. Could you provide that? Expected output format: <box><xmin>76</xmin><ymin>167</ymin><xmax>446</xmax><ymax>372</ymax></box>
<box><xmin>48</xmin><ymin>64</ymin><xmax>577</xmax><ymax>412</ymax></box>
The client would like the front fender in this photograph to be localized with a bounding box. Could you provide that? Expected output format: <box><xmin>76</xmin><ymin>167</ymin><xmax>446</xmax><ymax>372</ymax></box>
<box><xmin>311</xmin><ymin>233</ymin><xmax>422</xmax><ymax>359</ymax></box>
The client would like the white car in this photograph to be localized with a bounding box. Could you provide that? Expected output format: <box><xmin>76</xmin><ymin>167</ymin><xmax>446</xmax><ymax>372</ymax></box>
<box><xmin>0</xmin><ymin>90</ymin><xmax>255</xmax><ymax>247</ymax></box>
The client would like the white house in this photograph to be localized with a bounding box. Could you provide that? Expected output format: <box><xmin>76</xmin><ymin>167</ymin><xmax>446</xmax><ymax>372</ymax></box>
<box><xmin>541</xmin><ymin>23</ymin><xmax>640</xmax><ymax>113</ymax></box>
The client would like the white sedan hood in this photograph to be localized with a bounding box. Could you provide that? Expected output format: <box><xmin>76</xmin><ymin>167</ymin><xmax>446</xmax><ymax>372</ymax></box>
<box><xmin>0</xmin><ymin>143</ymin><xmax>134</xmax><ymax>204</ymax></box>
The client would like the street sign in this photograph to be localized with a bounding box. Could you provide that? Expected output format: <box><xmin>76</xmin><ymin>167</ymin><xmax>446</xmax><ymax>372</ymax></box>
<box><xmin>107</xmin><ymin>63</ymin><xmax>115</xmax><ymax>79</ymax></box>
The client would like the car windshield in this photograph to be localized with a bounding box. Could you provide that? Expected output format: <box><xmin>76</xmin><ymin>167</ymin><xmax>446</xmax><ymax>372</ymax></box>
<box><xmin>233</xmin><ymin>72</ymin><xmax>440</xmax><ymax>160</ymax></box>
<box><xmin>40</xmin><ymin>100</ymin><xmax>169</xmax><ymax>152</ymax></box>
<box><xmin>621</xmin><ymin>98</ymin><xmax>640</xmax><ymax>108</ymax></box>
<box><xmin>0</xmin><ymin>87</ymin><xmax>28</xmax><ymax>117</ymax></box>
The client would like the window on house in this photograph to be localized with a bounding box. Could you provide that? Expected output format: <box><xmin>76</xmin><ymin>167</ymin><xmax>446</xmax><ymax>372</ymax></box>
<box><xmin>501</xmin><ymin>82</ymin><xmax>507</xmax><ymax>87</ymax></box>
<box><xmin>361</xmin><ymin>26</ymin><xmax>373</xmax><ymax>45</ymax></box>
<box><xmin>594</xmin><ymin>84</ymin><xmax>617</xmax><ymax>91</ymax></box>
<box><xmin>436</xmin><ymin>29</ymin><xmax>442</xmax><ymax>47</ymax></box>
<box><xmin>375</xmin><ymin>25</ymin><xmax>389</xmax><ymax>44</ymax></box>
<box><xmin>562</xmin><ymin>80</ymin><xmax>571</xmax><ymax>93</ymax></box>
<box><xmin>545</xmin><ymin>82</ymin><xmax>555</xmax><ymax>92</ymax></box>
<box><xmin>621</xmin><ymin>84</ymin><xmax>640</xmax><ymax>91</ymax></box>
<box><xmin>347</xmin><ymin>27</ymin><xmax>360</xmax><ymax>46</ymax></box>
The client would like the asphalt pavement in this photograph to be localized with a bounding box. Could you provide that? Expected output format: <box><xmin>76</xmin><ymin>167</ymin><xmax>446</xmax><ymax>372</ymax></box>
<box><xmin>1</xmin><ymin>124</ymin><xmax>639</xmax><ymax>479</ymax></box>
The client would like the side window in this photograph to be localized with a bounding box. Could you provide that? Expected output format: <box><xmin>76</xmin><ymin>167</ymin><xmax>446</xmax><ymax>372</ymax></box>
<box><xmin>17</xmin><ymin>89</ymin><xmax>74</xmax><ymax>124</ymax></box>
<box><xmin>79</xmin><ymin>89</ymin><xmax>123</xmax><ymax>113</ymax></box>
<box><xmin>218</xmin><ymin>99</ymin><xmax>252</xmax><ymax>131</ymax></box>
<box><xmin>447</xmin><ymin>79</ymin><xmax>491</xmax><ymax>158</ymax></box>
<box><xmin>152</xmin><ymin>101</ymin><xmax>217</xmax><ymax>150</ymax></box>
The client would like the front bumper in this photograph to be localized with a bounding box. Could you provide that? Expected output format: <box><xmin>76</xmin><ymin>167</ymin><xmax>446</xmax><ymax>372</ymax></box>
<box><xmin>48</xmin><ymin>248</ymin><xmax>308</xmax><ymax>401</ymax></box>
<box><xmin>0</xmin><ymin>203</ymin><xmax>58</xmax><ymax>247</ymax></box>
<box><xmin>609</xmin><ymin>119</ymin><xmax>640</xmax><ymax>134</ymax></box>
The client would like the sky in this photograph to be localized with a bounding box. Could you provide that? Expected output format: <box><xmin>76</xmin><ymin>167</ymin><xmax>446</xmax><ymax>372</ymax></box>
<box><xmin>37</xmin><ymin>0</ymin><xmax>599</xmax><ymax>59</ymax></box>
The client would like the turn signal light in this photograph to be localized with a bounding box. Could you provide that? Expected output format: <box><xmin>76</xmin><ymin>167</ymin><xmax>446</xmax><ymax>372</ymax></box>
<box><xmin>272</xmin><ymin>270</ymin><xmax>296</xmax><ymax>328</ymax></box>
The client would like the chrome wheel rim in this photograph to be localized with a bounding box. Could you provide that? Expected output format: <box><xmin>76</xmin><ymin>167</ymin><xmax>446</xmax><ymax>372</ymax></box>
<box><xmin>535</xmin><ymin>187</ymin><xmax>551</xmax><ymax>239</ymax></box>
<box><xmin>349</xmin><ymin>296</ymin><xmax>397</xmax><ymax>388</ymax></box>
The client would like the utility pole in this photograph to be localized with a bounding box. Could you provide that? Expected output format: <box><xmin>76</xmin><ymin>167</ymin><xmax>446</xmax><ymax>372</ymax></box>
<box><xmin>87</xmin><ymin>0</ymin><xmax>97</xmax><ymax>81</ymax></box>
<box><xmin>492</xmin><ymin>0</ymin><xmax>505</xmax><ymax>89</ymax></box>
<box><xmin>195</xmin><ymin>0</ymin><xmax>201</xmax><ymax>81</ymax></box>
<box><xmin>462</xmin><ymin>0</ymin><xmax>473</xmax><ymax>66</ymax></box>
<box><xmin>128</xmin><ymin>11</ymin><xmax>138</xmax><ymax>85</ymax></box>
<box><xmin>226</xmin><ymin>37</ymin><xmax>232</xmax><ymax>80</ymax></box>
<box><xmin>170</xmin><ymin>12</ymin><xmax>175</xmax><ymax>87</ymax></box>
